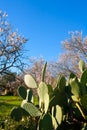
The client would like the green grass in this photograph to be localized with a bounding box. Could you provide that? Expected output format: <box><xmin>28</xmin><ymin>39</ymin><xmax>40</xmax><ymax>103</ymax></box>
<box><xmin>0</xmin><ymin>96</ymin><xmax>22</xmax><ymax>117</ymax></box>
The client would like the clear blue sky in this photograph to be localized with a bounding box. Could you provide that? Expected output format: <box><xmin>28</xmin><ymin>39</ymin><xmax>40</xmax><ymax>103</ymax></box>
<box><xmin>1</xmin><ymin>0</ymin><xmax>87</xmax><ymax>61</ymax></box>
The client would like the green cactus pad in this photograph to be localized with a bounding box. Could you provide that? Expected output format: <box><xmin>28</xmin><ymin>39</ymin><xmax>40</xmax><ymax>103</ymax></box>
<box><xmin>69</xmin><ymin>72</ymin><xmax>76</xmax><ymax>79</ymax></box>
<box><xmin>26</xmin><ymin>89</ymin><xmax>33</xmax><ymax>102</ymax></box>
<box><xmin>79</xmin><ymin>60</ymin><xmax>85</xmax><ymax>73</ymax></box>
<box><xmin>81</xmin><ymin>94</ymin><xmax>87</xmax><ymax>109</ymax></box>
<box><xmin>52</xmin><ymin>105</ymin><xmax>62</xmax><ymax>125</ymax></box>
<box><xmin>50</xmin><ymin>87</ymin><xmax>67</xmax><ymax>108</ymax></box>
<box><xmin>71</xmin><ymin>95</ymin><xmax>80</xmax><ymax>102</ymax></box>
<box><xmin>56</xmin><ymin>75</ymin><xmax>66</xmax><ymax>91</ymax></box>
<box><xmin>70</xmin><ymin>77</ymin><xmax>81</xmax><ymax>98</ymax></box>
<box><xmin>80</xmin><ymin>70</ymin><xmax>87</xmax><ymax>95</ymax></box>
<box><xmin>47</xmin><ymin>84</ymin><xmax>53</xmax><ymax>95</ymax></box>
<box><xmin>41</xmin><ymin>62</ymin><xmax>47</xmax><ymax>82</ymax></box>
<box><xmin>11</xmin><ymin>107</ymin><xmax>22</xmax><ymax>121</ymax></box>
<box><xmin>11</xmin><ymin>106</ymin><xmax>29</xmax><ymax>121</ymax></box>
<box><xmin>52</xmin><ymin>115</ymin><xmax>58</xmax><ymax>129</ymax></box>
<box><xmin>39</xmin><ymin>113</ymin><xmax>53</xmax><ymax>130</ymax></box>
<box><xmin>38</xmin><ymin>81</ymin><xmax>49</xmax><ymax>112</ymax></box>
<box><xmin>38</xmin><ymin>81</ymin><xmax>48</xmax><ymax>102</ymax></box>
<box><xmin>22</xmin><ymin>102</ymin><xmax>42</xmax><ymax>117</ymax></box>
<box><xmin>24</xmin><ymin>74</ymin><xmax>37</xmax><ymax>88</ymax></box>
<box><xmin>44</xmin><ymin>93</ymin><xmax>49</xmax><ymax>113</ymax></box>
<box><xmin>18</xmin><ymin>86</ymin><xmax>27</xmax><ymax>99</ymax></box>
<box><xmin>81</xmin><ymin>70</ymin><xmax>87</xmax><ymax>86</ymax></box>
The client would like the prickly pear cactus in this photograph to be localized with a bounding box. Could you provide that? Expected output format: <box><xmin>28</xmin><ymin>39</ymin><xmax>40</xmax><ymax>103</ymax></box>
<box><xmin>79</xmin><ymin>60</ymin><xmax>85</xmax><ymax>73</ymax></box>
<box><xmin>69</xmin><ymin>77</ymin><xmax>81</xmax><ymax>102</ymax></box>
<box><xmin>41</xmin><ymin>62</ymin><xmax>47</xmax><ymax>82</ymax></box>
<box><xmin>11</xmin><ymin>85</ymin><xmax>34</xmax><ymax>121</ymax></box>
<box><xmin>10</xmin><ymin>59</ymin><xmax>87</xmax><ymax>130</ymax></box>
<box><xmin>56</xmin><ymin>75</ymin><xmax>66</xmax><ymax>92</ymax></box>
<box><xmin>52</xmin><ymin>105</ymin><xmax>62</xmax><ymax>125</ymax></box>
<box><xmin>65</xmin><ymin>60</ymin><xmax>87</xmax><ymax>120</ymax></box>
<box><xmin>18</xmin><ymin>86</ymin><xmax>27</xmax><ymax>100</ymax></box>
<box><xmin>11</xmin><ymin>107</ymin><xmax>23</xmax><ymax>121</ymax></box>
<box><xmin>24</xmin><ymin>74</ymin><xmax>37</xmax><ymax>88</ymax></box>
<box><xmin>80</xmin><ymin>70</ymin><xmax>87</xmax><ymax>95</ymax></box>
<box><xmin>39</xmin><ymin>113</ymin><xmax>53</xmax><ymax>130</ymax></box>
<box><xmin>21</xmin><ymin>102</ymin><xmax>41</xmax><ymax>117</ymax></box>
<box><xmin>26</xmin><ymin>89</ymin><xmax>33</xmax><ymax>102</ymax></box>
<box><xmin>38</xmin><ymin>81</ymin><xmax>49</xmax><ymax>113</ymax></box>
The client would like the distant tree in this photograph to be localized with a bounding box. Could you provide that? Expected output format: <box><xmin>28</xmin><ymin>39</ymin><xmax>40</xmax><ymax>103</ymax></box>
<box><xmin>24</xmin><ymin>57</ymin><xmax>56</xmax><ymax>86</ymax></box>
<box><xmin>25</xmin><ymin>57</ymin><xmax>44</xmax><ymax>83</ymax></box>
<box><xmin>0</xmin><ymin>71</ymin><xmax>26</xmax><ymax>95</ymax></box>
<box><xmin>51</xmin><ymin>31</ymin><xmax>87</xmax><ymax>77</ymax></box>
<box><xmin>0</xmin><ymin>71</ymin><xmax>16</xmax><ymax>95</ymax></box>
<box><xmin>0</xmin><ymin>10</ymin><xmax>28</xmax><ymax>75</ymax></box>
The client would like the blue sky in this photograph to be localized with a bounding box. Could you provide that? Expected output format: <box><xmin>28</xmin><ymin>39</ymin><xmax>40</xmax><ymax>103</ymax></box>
<box><xmin>1</xmin><ymin>0</ymin><xmax>87</xmax><ymax>61</ymax></box>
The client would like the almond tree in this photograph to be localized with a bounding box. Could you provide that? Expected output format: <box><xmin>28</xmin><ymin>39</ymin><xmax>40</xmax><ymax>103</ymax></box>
<box><xmin>51</xmin><ymin>31</ymin><xmax>87</xmax><ymax>77</ymax></box>
<box><xmin>0</xmin><ymin>10</ymin><xmax>27</xmax><ymax>75</ymax></box>
<box><xmin>25</xmin><ymin>57</ymin><xmax>56</xmax><ymax>86</ymax></box>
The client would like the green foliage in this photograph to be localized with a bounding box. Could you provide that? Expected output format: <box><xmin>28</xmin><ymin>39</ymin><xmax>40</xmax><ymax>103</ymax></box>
<box><xmin>0</xmin><ymin>116</ymin><xmax>37</xmax><ymax>130</ymax></box>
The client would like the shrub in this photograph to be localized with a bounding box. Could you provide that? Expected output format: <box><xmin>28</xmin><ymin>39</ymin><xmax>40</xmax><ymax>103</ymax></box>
<box><xmin>0</xmin><ymin>116</ymin><xmax>36</xmax><ymax>130</ymax></box>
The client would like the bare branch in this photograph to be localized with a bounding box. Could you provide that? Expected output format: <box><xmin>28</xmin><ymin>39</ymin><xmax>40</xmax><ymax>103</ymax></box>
<box><xmin>0</xmin><ymin>10</ymin><xmax>28</xmax><ymax>74</ymax></box>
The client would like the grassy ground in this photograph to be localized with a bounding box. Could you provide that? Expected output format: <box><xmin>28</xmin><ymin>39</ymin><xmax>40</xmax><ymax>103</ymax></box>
<box><xmin>0</xmin><ymin>96</ymin><xmax>22</xmax><ymax>117</ymax></box>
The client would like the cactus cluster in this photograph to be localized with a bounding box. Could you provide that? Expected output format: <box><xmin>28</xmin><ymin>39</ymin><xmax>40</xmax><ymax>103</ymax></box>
<box><xmin>11</xmin><ymin>60</ymin><xmax>87</xmax><ymax>130</ymax></box>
